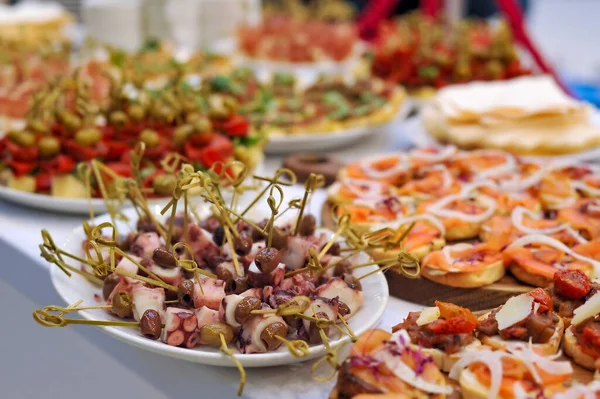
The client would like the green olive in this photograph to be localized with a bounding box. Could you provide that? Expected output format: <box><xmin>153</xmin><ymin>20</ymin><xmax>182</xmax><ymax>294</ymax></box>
<box><xmin>111</xmin><ymin>291</ymin><xmax>133</xmax><ymax>318</ymax></box>
<box><xmin>8</xmin><ymin>130</ymin><xmax>35</xmax><ymax>147</ymax></box>
<box><xmin>208</xmin><ymin>95</ymin><xmax>231</xmax><ymax>120</ymax></box>
<box><xmin>60</xmin><ymin>111</ymin><xmax>82</xmax><ymax>133</ymax></box>
<box><xmin>109</xmin><ymin>110</ymin><xmax>129</xmax><ymax>128</ymax></box>
<box><xmin>173</xmin><ymin>124</ymin><xmax>194</xmax><ymax>148</ymax></box>
<box><xmin>38</xmin><ymin>136</ymin><xmax>61</xmax><ymax>157</ymax></box>
<box><xmin>152</xmin><ymin>174</ymin><xmax>177</xmax><ymax>196</ymax></box>
<box><xmin>223</xmin><ymin>97</ymin><xmax>239</xmax><ymax>113</ymax></box>
<box><xmin>28</xmin><ymin>119</ymin><xmax>49</xmax><ymax>135</ymax></box>
<box><xmin>193</xmin><ymin>117</ymin><xmax>212</xmax><ymax>133</ymax></box>
<box><xmin>139</xmin><ymin>129</ymin><xmax>160</xmax><ymax>148</ymax></box>
<box><xmin>128</xmin><ymin>104</ymin><xmax>146</xmax><ymax>122</ymax></box>
<box><xmin>260</xmin><ymin>322</ymin><xmax>287</xmax><ymax>351</ymax></box>
<box><xmin>75</xmin><ymin>128</ymin><xmax>102</xmax><ymax>147</ymax></box>
<box><xmin>186</xmin><ymin>112</ymin><xmax>202</xmax><ymax>124</ymax></box>
<box><xmin>234</xmin><ymin>296</ymin><xmax>261</xmax><ymax>325</ymax></box>
<box><xmin>199</xmin><ymin>323</ymin><xmax>234</xmax><ymax>347</ymax></box>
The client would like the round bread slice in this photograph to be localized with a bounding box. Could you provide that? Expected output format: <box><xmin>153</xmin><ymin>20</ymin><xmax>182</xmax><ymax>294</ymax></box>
<box><xmin>445</xmin><ymin>222</ymin><xmax>483</xmax><ymax>241</ymax></box>
<box><xmin>478</xmin><ymin>311</ymin><xmax>564</xmax><ymax>356</ymax></box>
<box><xmin>563</xmin><ymin>325</ymin><xmax>597</xmax><ymax>370</ymax></box>
<box><xmin>508</xmin><ymin>261</ymin><xmax>553</xmax><ymax>288</ymax></box>
<box><xmin>422</xmin><ymin>259</ymin><xmax>505</xmax><ymax>288</ymax></box>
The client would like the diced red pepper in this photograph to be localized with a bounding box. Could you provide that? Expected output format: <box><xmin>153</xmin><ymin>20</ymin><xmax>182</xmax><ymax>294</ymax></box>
<box><xmin>529</xmin><ymin>288</ymin><xmax>553</xmax><ymax>313</ymax></box>
<box><xmin>35</xmin><ymin>173</ymin><xmax>52</xmax><ymax>192</ymax></box>
<box><xmin>104</xmin><ymin>141</ymin><xmax>131</xmax><ymax>161</ymax></box>
<box><xmin>188</xmin><ymin>132</ymin><xmax>218</xmax><ymax>148</ymax></box>
<box><xmin>5</xmin><ymin>140</ymin><xmax>39</xmax><ymax>162</ymax></box>
<box><xmin>6</xmin><ymin>159</ymin><xmax>36</xmax><ymax>176</ymax></box>
<box><xmin>62</xmin><ymin>140</ymin><xmax>98</xmax><ymax>162</ymax></box>
<box><xmin>217</xmin><ymin>115</ymin><xmax>249</xmax><ymax>137</ymax></box>
<box><xmin>106</xmin><ymin>162</ymin><xmax>133</xmax><ymax>178</ymax></box>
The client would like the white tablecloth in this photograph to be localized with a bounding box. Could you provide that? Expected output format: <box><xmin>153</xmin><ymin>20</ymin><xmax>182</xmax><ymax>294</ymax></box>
<box><xmin>0</xmin><ymin>120</ymin><xmax>423</xmax><ymax>399</ymax></box>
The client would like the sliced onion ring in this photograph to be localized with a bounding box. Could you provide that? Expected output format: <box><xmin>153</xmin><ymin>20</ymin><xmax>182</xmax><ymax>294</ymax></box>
<box><xmin>457</xmin><ymin>150</ymin><xmax>517</xmax><ymax>179</ymax></box>
<box><xmin>511</xmin><ymin>206</ymin><xmax>568</xmax><ymax>235</ymax></box>
<box><xmin>359</xmin><ymin>154</ymin><xmax>409</xmax><ymax>179</ymax></box>
<box><xmin>410</xmin><ymin>145</ymin><xmax>457</xmax><ymax>163</ymax></box>
<box><xmin>442</xmin><ymin>243</ymin><xmax>474</xmax><ymax>264</ymax></box>
<box><xmin>427</xmin><ymin>193</ymin><xmax>497</xmax><ymax>224</ymax></box>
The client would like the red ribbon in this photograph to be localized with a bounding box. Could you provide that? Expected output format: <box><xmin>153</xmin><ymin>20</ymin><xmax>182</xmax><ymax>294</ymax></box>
<box><xmin>495</xmin><ymin>0</ymin><xmax>574</xmax><ymax>96</ymax></box>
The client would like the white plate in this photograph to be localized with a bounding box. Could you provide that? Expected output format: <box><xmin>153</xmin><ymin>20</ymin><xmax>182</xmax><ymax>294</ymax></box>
<box><xmin>50</xmin><ymin>206</ymin><xmax>389</xmax><ymax>367</ymax></box>
<box><xmin>0</xmin><ymin>159</ymin><xmax>266</xmax><ymax>214</ymax></box>
<box><xmin>264</xmin><ymin>100</ymin><xmax>413</xmax><ymax>155</ymax></box>
<box><xmin>404</xmin><ymin>110</ymin><xmax>600</xmax><ymax>163</ymax></box>
<box><xmin>0</xmin><ymin>185</ymin><xmax>172</xmax><ymax>215</ymax></box>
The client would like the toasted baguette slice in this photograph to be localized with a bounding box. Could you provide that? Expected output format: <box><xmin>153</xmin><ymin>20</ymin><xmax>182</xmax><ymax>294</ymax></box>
<box><xmin>478</xmin><ymin>311</ymin><xmax>564</xmax><ymax>356</ymax></box>
<box><xmin>422</xmin><ymin>260</ymin><xmax>505</xmax><ymax>288</ymax></box>
<box><xmin>508</xmin><ymin>261</ymin><xmax>553</xmax><ymax>287</ymax></box>
<box><xmin>563</xmin><ymin>325</ymin><xmax>597</xmax><ymax>370</ymax></box>
<box><xmin>413</xmin><ymin>339</ymin><xmax>482</xmax><ymax>373</ymax></box>
<box><xmin>445</xmin><ymin>222</ymin><xmax>482</xmax><ymax>241</ymax></box>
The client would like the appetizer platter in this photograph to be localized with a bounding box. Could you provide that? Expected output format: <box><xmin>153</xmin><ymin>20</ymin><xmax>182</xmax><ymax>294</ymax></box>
<box><xmin>330</xmin><ymin>292</ymin><xmax>600</xmax><ymax>398</ymax></box>
<box><xmin>32</xmin><ymin>166</ymin><xmax>413</xmax><ymax>395</ymax></box>
<box><xmin>324</xmin><ymin>145</ymin><xmax>600</xmax><ymax>310</ymax></box>
<box><xmin>417</xmin><ymin>75</ymin><xmax>600</xmax><ymax>158</ymax></box>
<box><xmin>0</xmin><ymin>65</ymin><xmax>264</xmax><ymax>213</ymax></box>
<box><xmin>205</xmin><ymin>70</ymin><xmax>408</xmax><ymax>153</ymax></box>
<box><xmin>370</xmin><ymin>12</ymin><xmax>530</xmax><ymax>100</ymax></box>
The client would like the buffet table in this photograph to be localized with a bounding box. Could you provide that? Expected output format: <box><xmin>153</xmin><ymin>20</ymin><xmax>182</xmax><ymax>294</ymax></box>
<box><xmin>0</xmin><ymin>118</ymin><xmax>420</xmax><ymax>399</ymax></box>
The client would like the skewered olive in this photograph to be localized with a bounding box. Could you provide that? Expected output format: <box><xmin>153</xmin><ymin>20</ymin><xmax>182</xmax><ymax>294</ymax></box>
<box><xmin>213</xmin><ymin>226</ymin><xmax>225</xmax><ymax>246</ymax></box>
<box><xmin>152</xmin><ymin>247</ymin><xmax>178</xmax><ymax>268</ymax></box>
<box><xmin>177</xmin><ymin>279</ymin><xmax>195</xmax><ymax>307</ymax></box>
<box><xmin>334</xmin><ymin>259</ymin><xmax>351</xmax><ymax>277</ymax></box>
<box><xmin>255</xmin><ymin>248</ymin><xmax>281</xmax><ymax>274</ymax></box>
<box><xmin>225</xmin><ymin>277</ymin><xmax>249</xmax><ymax>295</ymax></box>
<box><xmin>111</xmin><ymin>291</ymin><xmax>133</xmax><ymax>318</ymax></box>
<box><xmin>234</xmin><ymin>231</ymin><xmax>253</xmax><ymax>255</ymax></box>
<box><xmin>223</xmin><ymin>97</ymin><xmax>239</xmax><ymax>113</ymax></box>
<box><xmin>260</xmin><ymin>322</ymin><xmax>287</xmax><ymax>351</ymax></box>
<box><xmin>152</xmin><ymin>174</ymin><xmax>177</xmax><ymax>196</ymax></box>
<box><xmin>297</xmin><ymin>214</ymin><xmax>316</xmax><ymax>236</ymax></box>
<box><xmin>192</xmin><ymin>117</ymin><xmax>212</xmax><ymax>133</ymax></box>
<box><xmin>140</xmin><ymin>129</ymin><xmax>160</xmax><ymax>148</ymax></box>
<box><xmin>251</xmin><ymin>220</ymin><xmax>268</xmax><ymax>241</ymax></box>
<box><xmin>38</xmin><ymin>136</ymin><xmax>61</xmax><ymax>157</ymax></box>
<box><xmin>215</xmin><ymin>264</ymin><xmax>234</xmax><ymax>282</ymax></box>
<box><xmin>271</xmin><ymin>227</ymin><xmax>289</xmax><ymax>250</ymax></box>
<box><xmin>200</xmin><ymin>216</ymin><xmax>220</xmax><ymax>233</ymax></box>
<box><xmin>75</xmin><ymin>127</ymin><xmax>102</xmax><ymax>147</ymax></box>
<box><xmin>308</xmin><ymin>312</ymin><xmax>329</xmax><ymax>344</ymax></box>
<box><xmin>139</xmin><ymin>309</ymin><xmax>162</xmax><ymax>340</ymax></box>
<box><xmin>102</xmin><ymin>273</ymin><xmax>120</xmax><ymax>300</ymax></box>
<box><xmin>199</xmin><ymin>322</ymin><xmax>234</xmax><ymax>347</ymax></box>
<box><xmin>326</xmin><ymin>242</ymin><xmax>341</xmax><ymax>256</ymax></box>
<box><xmin>128</xmin><ymin>104</ymin><xmax>146</xmax><ymax>122</ymax></box>
<box><xmin>173</xmin><ymin>124</ymin><xmax>194</xmax><ymax>148</ymax></box>
<box><xmin>109</xmin><ymin>110</ymin><xmax>129</xmax><ymax>128</ymax></box>
<box><xmin>207</xmin><ymin>254</ymin><xmax>226</xmax><ymax>269</ymax></box>
<box><xmin>186</xmin><ymin>112</ymin><xmax>202</xmax><ymax>124</ymax></box>
<box><xmin>234</xmin><ymin>297</ymin><xmax>261</xmax><ymax>325</ymax></box>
